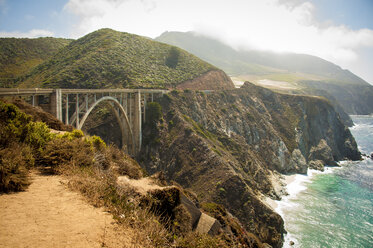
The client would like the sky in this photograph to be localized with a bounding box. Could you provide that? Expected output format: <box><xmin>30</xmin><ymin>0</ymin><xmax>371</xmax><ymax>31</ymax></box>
<box><xmin>1</xmin><ymin>0</ymin><xmax>373</xmax><ymax>84</ymax></box>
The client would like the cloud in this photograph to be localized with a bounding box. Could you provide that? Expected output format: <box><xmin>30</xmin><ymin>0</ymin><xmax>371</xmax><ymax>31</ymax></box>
<box><xmin>63</xmin><ymin>0</ymin><xmax>373</xmax><ymax>82</ymax></box>
<box><xmin>0</xmin><ymin>29</ymin><xmax>54</xmax><ymax>38</ymax></box>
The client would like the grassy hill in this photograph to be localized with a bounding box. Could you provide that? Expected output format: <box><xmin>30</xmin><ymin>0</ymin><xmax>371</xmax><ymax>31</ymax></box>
<box><xmin>0</xmin><ymin>37</ymin><xmax>71</xmax><ymax>87</ymax></box>
<box><xmin>16</xmin><ymin>29</ymin><xmax>220</xmax><ymax>89</ymax></box>
<box><xmin>156</xmin><ymin>31</ymin><xmax>373</xmax><ymax>114</ymax></box>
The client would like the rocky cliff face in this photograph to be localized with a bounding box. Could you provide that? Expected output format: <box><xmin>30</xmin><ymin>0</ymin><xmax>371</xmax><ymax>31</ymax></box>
<box><xmin>300</xmin><ymin>80</ymin><xmax>373</xmax><ymax>115</ymax></box>
<box><xmin>139</xmin><ymin>82</ymin><xmax>360</xmax><ymax>248</ymax></box>
<box><xmin>176</xmin><ymin>70</ymin><xmax>235</xmax><ymax>90</ymax></box>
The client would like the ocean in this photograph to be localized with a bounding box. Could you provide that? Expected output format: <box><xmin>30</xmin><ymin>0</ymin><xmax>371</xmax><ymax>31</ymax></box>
<box><xmin>278</xmin><ymin>115</ymin><xmax>373</xmax><ymax>248</ymax></box>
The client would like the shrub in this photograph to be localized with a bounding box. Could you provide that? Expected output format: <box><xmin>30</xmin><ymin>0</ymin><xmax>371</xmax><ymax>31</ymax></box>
<box><xmin>61</xmin><ymin>129</ymin><xmax>84</xmax><ymax>140</ymax></box>
<box><xmin>85</xmin><ymin>135</ymin><xmax>106</xmax><ymax>150</ymax></box>
<box><xmin>171</xmin><ymin>89</ymin><xmax>179</xmax><ymax>96</ymax></box>
<box><xmin>165</xmin><ymin>47</ymin><xmax>180</xmax><ymax>69</ymax></box>
<box><xmin>103</xmin><ymin>145</ymin><xmax>143</xmax><ymax>179</ymax></box>
<box><xmin>0</xmin><ymin>101</ymin><xmax>31</xmax><ymax>147</ymax></box>
<box><xmin>39</xmin><ymin>138</ymin><xmax>95</xmax><ymax>172</ymax></box>
<box><xmin>71</xmin><ymin>129</ymin><xmax>84</xmax><ymax>138</ymax></box>
<box><xmin>146</xmin><ymin>102</ymin><xmax>162</xmax><ymax>125</ymax></box>
<box><xmin>0</xmin><ymin>144</ymin><xmax>34</xmax><ymax>193</ymax></box>
<box><xmin>23</xmin><ymin>121</ymin><xmax>52</xmax><ymax>151</ymax></box>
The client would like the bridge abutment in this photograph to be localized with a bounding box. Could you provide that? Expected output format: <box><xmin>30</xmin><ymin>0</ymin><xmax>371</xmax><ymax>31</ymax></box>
<box><xmin>50</xmin><ymin>89</ymin><xmax>62</xmax><ymax>121</ymax></box>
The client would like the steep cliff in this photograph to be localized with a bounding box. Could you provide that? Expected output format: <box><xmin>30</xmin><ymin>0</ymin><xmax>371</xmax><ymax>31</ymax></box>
<box><xmin>139</xmin><ymin>83</ymin><xmax>360</xmax><ymax>247</ymax></box>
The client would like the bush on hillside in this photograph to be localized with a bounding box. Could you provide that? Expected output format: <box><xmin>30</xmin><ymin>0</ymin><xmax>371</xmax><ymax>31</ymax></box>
<box><xmin>39</xmin><ymin>137</ymin><xmax>95</xmax><ymax>173</ymax></box>
<box><xmin>23</xmin><ymin>121</ymin><xmax>52</xmax><ymax>152</ymax></box>
<box><xmin>0</xmin><ymin>101</ymin><xmax>51</xmax><ymax>152</ymax></box>
<box><xmin>0</xmin><ymin>101</ymin><xmax>31</xmax><ymax>147</ymax></box>
<box><xmin>103</xmin><ymin>145</ymin><xmax>143</xmax><ymax>179</ymax></box>
<box><xmin>0</xmin><ymin>143</ymin><xmax>34</xmax><ymax>193</ymax></box>
<box><xmin>0</xmin><ymin>101</ymin><xmax>49</xmax><ymax>193</ymax></box>
<box><xmin>146</xmin><ymin>102</ymin><xmax>162</xmax><ymax>125</ymax></box>
<box><xmin>165</xmin><ymin>47</ymin><xmax>180</xmax><ymax>69</ymax></box>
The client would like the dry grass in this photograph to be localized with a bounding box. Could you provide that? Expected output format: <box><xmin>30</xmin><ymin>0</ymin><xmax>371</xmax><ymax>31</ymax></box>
<box><xmin>59</xmin><ymin>162</ymin><xmax>172</xmax><ymax>247</ymax></box>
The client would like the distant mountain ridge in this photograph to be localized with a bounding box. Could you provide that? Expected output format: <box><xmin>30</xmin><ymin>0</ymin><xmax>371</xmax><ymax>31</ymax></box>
<box><xmin>156</xmin><ymin>31</ymin><xmax>373</xmax><ymax>114</ymax></box>
<box><xmin>6</xmin><ymin>29</ymin><xmax>233</xmax><ymax>90</ymax></box>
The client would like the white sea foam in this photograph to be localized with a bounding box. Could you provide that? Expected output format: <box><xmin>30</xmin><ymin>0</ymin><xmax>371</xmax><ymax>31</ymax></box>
<box><xmin>275</xmin><ymin>166</ymin><xmax>341</xmax><ymax>248</ymax></box>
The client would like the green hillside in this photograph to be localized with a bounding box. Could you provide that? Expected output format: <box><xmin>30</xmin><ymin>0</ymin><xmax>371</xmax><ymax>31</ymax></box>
<box><xmin>17</xmin><ymin>29</ymin><xmax>217</xmax><ymax>89</ymax></box>
<box><xmin>156</xmin><ymin>31</ymin><xmax>373</xmax><ymax>114</ymax></box>
<box><xmin>0</xmin><ymin>37</ymin><xmax>71</xmax><ymax>87</ymax></box>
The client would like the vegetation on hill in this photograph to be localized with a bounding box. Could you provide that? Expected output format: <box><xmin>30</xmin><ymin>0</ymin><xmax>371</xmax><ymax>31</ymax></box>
<box><xmin>156</xmin><ymin>31</ymin><xmax>373</xmax><ymax>114</ymax></box>
<box><xmin>0</xmin><ymin>37</ymin><xmax>71</xmax><ymax>87</ymax></box>
<box><xmin>16</xmin><ymin>29</ymin><xmax>218</xmax><ymax>89</ymax></box>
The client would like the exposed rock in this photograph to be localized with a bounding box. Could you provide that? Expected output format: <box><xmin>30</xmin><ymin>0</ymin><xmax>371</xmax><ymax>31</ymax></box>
<box><xmin>308</xmin><ymin>139</ymin><xmax>337</xmax><ymax>170</ymax></box>
<box><xmin>309</xmin><ymin>139</ymin><xmax>334</xmax><ymax>163</ymax></box>
<box><xmin>176</xmin><ymin>70</ymin><xmax>235</xmax><ymax>90</ymax></box>
<box><xmin>180</xmin><ymin>194</ymin><xmax>201</xmax><ymax>229</ymax></box>
<box><xmin>195</xmin><ymin>213</ymin><xmax>222</xmax><ymax>235</ymax></box>
<box><xmin>308</xmin><ymin>160</ymin><xmax>325</xmax><ymax>171</ymax></box>
<box><xmin>290</xmin><ymin>149</ymin><xmax>308</xmax><ymax>174</ymax></box>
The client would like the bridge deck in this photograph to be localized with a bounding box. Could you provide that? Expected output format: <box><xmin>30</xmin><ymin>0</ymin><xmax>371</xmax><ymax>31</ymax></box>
<box><xmin>0</xmin><ymin>88</ymin><xmax>168</xmax><ymax>96</ymax></box>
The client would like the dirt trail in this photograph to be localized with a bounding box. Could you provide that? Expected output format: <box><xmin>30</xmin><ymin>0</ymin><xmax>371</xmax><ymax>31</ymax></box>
<box><xmin>0</xmin><ymin>171</ymin><xmax>133</xmax><ymax>248</ymax></box>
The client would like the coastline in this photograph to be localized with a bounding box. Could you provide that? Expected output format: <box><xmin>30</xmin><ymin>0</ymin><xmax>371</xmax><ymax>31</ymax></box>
<box><xmin>262</xmin><ymin>114</ymin><xmax>371</xmax><ymax>247</ymax></box>
<box><xmin>271</xmin><ymin>167</ymin><xmax>343</xmax><ymax>247</ymax></box>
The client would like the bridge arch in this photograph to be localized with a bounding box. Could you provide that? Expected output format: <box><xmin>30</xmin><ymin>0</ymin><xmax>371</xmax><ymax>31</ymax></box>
<box><xmin>0</xmin><ymin>88</ymin><xmax>168</xmax><ymax>156</ymax></box>
<box><xmin>78</xmin><ymin>96</ymin><xmax>134</xmax><ymax>154</ymax></box>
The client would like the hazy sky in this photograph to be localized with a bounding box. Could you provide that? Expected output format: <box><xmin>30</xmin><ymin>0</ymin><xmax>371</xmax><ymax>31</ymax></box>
<box><xmin>1</xmin><ymin>0</ymin><xmax>373</xmax><ymax>83</ymax></box>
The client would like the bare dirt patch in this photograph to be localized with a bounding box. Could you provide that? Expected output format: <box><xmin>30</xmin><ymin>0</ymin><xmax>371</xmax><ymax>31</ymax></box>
<box><xmin>256</xmin><ymin>79</ymin><xmax>297</xmax><ymax>90</ymax></box>
<box><xmin>0</xmin><ymin>171</ymin><xmax>134</xmax><ymax>248</ymax></box>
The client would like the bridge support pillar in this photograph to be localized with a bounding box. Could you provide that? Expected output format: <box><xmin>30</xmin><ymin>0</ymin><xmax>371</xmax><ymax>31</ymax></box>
<box><xmin>31</xmin><ymin>95</ymin><xmax>41</xmax><ymax>107</ymax></box>
<box><xmin>50</xmin><ymin>89</ymin><xmax>62</xmax><ymax>121</ymax></box>
<box><xmin>133</xmin><ymin>91</ymin><xmax>142</xmax><ymax>154</ymax></box>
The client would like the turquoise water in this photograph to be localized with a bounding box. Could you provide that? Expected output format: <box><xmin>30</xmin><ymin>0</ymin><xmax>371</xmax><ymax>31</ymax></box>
<box><xmin>279</xmin><ymin>116</ymin><xmax>373</xmax><ymax>248</ymax></box>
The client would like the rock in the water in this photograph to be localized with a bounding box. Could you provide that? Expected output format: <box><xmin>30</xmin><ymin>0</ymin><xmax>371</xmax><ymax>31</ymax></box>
<box><xmin>308</xmin><ymin>160</ymin><xmax>325</xmax><ymax>171</ymax></box>
<box><xmin>308</xmin><ymin>139</ymin><xmax>337</xmax><ymax>169</ymax></box>
<box><xmin>290</xmin><ymin>240</ymin><xmax>295</xmax><ymax>246</ymax></box>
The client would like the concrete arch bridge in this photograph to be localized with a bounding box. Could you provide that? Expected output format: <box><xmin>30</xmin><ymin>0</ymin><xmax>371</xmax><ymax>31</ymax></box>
<box><xmin>0</xmin><ymin>88</ymin><xmax>167</xmax><ymax>156</ymax></box>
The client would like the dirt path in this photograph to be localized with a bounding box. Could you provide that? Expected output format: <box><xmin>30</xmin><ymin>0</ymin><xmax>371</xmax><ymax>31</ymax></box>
<box><xmin>0</xmin><ymin>171</ymin><xmax>133</xmax><ymax>248</ymax></box>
